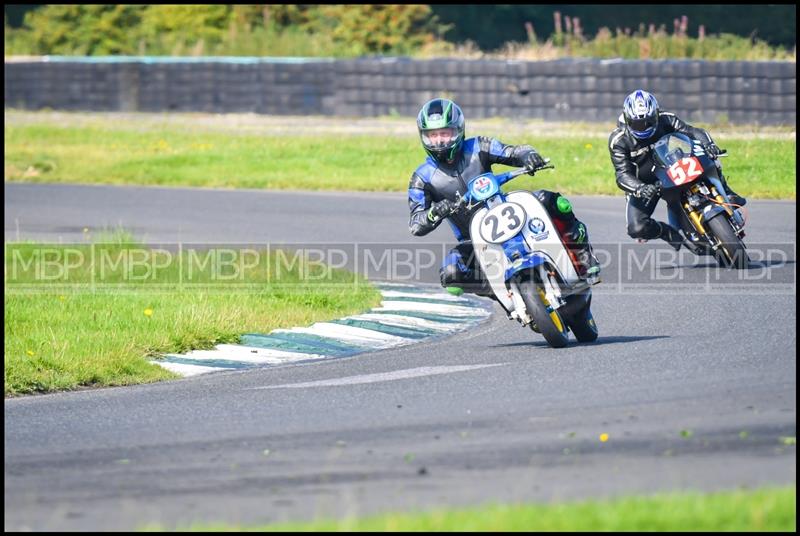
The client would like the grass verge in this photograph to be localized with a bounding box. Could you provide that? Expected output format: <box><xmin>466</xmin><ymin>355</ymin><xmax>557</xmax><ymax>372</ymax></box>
<box><xmin>4</xmin><ymin>113</ymin><xmax>796</xmax><ymax>199</ymax></box>
<box><xmin>4</xmin><ymin>233</ymin><xmax>382</xmax><ymax>397</ymax></box>
<box><xmin>149</xmin><ymin>485</ymin><xmax>796</xmax><ymax>531</ymax></box>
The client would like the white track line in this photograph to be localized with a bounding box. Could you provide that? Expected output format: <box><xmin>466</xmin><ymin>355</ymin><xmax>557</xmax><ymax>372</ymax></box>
<box><xmin>251</xmin><ymin>363</ymin><xmax>508</xmax><ymax>389</ymax></box>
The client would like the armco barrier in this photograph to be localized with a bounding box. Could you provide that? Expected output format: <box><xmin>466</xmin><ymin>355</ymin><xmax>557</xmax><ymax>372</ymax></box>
<box><xmin>4</xmin><ymin>56</ymin><xmax>796</xmax><ymax>124</ymax></box>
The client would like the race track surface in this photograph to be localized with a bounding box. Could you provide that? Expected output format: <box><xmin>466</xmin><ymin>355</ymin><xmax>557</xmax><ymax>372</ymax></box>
<box><xmin>4</xmin><ymin>182</ymin><xmax>796</xmax><ymax>531</ymax></box>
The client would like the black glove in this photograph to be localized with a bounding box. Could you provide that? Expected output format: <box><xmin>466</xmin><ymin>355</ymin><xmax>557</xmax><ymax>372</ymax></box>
<box><xmin>523</xmin><ymin>151</ymin><xmax>546</xmax><ymax>175</ymax></box>
<box><xmin>634</xmin><ymin>182</ymin><xmax>661</xmax><ymax>201</ymax></box>
<box><xmin>428</xmin><ymin>199</ymin><xmax>456</xmax><ymax>222</ymax></box>
<box><xmin>702</xmin><ymin>142</ymin><xmax>722</xmax><ymax>158</ymax></box>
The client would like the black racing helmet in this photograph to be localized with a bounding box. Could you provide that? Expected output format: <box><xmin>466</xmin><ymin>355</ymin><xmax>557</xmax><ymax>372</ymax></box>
<box><xmin>417</xmin><ymin>98</ymin><xmax>465</xmax><ymax>163</ymax></box>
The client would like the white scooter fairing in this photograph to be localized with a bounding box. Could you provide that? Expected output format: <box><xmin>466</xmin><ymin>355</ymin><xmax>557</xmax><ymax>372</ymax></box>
<box><xmin>469</xmin><ymin>190</ymin><xmax>587</xmax><ymax>320</ymax></box>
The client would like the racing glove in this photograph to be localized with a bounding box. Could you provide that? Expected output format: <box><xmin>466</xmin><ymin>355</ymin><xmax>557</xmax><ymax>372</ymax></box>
<box><xmin>523</xmin><ymin>151</ymin><xmax>546</xmax><ymax>175</ymax></box>
<box><xmin>702</xmin><ymin>142</ymin><xmax>722</xmax><ymax>158</ymax></box>
<box><xmin>634</xmin><ymin>182</ymin><xmax>661</xmax><ymax>201</ymax></box>
<box><xmin>428</xmin><ymin>199</ymin><xmax>456</xmax><ymax>222</ymax></box>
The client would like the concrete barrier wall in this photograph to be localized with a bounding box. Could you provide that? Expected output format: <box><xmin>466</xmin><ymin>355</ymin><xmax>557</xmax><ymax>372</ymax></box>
<box><xmin>4</xmin><ymin>57</ymin><xmax>796</xmax><ymax>124</ymax></box>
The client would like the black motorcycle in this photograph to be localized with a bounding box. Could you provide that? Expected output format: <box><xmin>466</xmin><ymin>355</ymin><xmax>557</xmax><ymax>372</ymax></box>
<box><xmin>652</xmin><ymin>132</ymin><xmax>749</xmax><ymax>269</ymax></box>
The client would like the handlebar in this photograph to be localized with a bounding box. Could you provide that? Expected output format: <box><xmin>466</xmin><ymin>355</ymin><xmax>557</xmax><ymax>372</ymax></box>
<box><xmin>501</xmin><ymin>158</ymin><xmax>555</xmax><ymax>182</ymax></box>
<box><xmin>450</xmin><ymin>159</ymin><xmax>555</xmax><ymax>213</ymax></box>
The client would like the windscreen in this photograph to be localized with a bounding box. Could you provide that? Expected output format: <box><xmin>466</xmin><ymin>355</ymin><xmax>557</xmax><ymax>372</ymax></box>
<box><xmin>652</xmin><ymin>134</ymin><xmax>693</xmax><ymax>167</ymax></box>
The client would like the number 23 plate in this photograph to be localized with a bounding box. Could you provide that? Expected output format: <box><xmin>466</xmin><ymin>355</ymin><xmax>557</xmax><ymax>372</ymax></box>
<box><xmin>479</xmin><ymin>202</ymin><xmax>527</xmax><ymax>244</ymax></box>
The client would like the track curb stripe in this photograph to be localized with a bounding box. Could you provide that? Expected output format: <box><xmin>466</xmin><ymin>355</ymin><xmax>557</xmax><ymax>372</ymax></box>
<box><xmin>151</xmin><ymin>283</ymin><xmax>492</xmax><ymax>376</ymax></box>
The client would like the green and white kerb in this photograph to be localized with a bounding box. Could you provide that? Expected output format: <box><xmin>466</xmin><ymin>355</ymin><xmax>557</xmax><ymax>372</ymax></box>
<box><xmin>153</xmin><ymin>283</ymin><xmax>492</xmax><ymax>377</ymax></box>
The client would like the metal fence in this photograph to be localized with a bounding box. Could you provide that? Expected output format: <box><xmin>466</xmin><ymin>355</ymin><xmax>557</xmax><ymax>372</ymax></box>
<box><xmin>4</xmin><ymin>56</ymin><xmax>796</xmax><ymax>124</ymax></box>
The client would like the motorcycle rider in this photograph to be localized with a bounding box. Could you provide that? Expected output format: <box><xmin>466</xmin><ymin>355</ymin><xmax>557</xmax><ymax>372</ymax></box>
<box><xmin>609</xmin><ymin>89</ymin><xmax>747</xmax><ymax>251</ymax></box>
<box><xmin>408</xmin><ymin>97</ymin><xmax>600</xmax><ymax>297</ymax></box>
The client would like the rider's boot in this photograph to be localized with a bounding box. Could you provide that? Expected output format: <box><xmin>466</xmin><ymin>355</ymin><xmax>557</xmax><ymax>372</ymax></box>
<box><xmin>445</xmin><ymin>271</ymin><xmax>492</xmax><ymax>299</ymax></box>
<box><xmin>563</xmin><ymin>220</ymin><xmax>600</xmax><ymax>279</ymax></box>
<box><xmin>658</xmin><ymin>221</ymin><xmax>686</xmax><ymax>251</ymax></box>
<box><xmin>719</xmin><ymin>173</ymin><xmax>747</xmax><ymax>207</ymax></box>
<box><xmin>576</xmin><ymin>246</ymin><xmax>601</xmax><ymax>281</ymax></box>
<box><xmin>726</xmin><ymin>189</ymin><xmax>747</xmax><ymax>208</ymax></box>
<box><xmin>658</xmin><ymin>221</ymin><xmax>704</xmax><ymax>254</ymax></box>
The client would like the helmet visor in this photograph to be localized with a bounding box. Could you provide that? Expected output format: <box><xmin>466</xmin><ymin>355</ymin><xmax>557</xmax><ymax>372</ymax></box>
<box><xmin>421</xmin><ymin>127</ymin><xmax>458</xmax><ymax>149</ymax></box>
<box><xmin>627</xmin><ymin>116</ymin><xmax>656</xmax><ymax>133</ymax></box>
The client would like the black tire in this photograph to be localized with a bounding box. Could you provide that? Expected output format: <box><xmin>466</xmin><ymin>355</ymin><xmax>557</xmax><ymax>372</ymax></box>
<box><xmin>706</xmin><ymin>213</ymin><xmax>749</xmax><ymax>269</ymax></box>
<box><xmin>565</xmin><ymin>293</ymin><xmax>599</xmax><ymax>343</ymax></box>
<box><xmin>517</xmin><ymin>277</ymin><xmax>569</xmax><ymax>348</ymax></box>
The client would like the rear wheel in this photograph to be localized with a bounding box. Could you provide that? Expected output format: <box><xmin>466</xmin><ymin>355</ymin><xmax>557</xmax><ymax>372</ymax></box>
<box><xmin>706</xmin><ymin>213</ymin><xmax>749</xmax><ymax>269</ymax></box>
<box><xmin>517</xmin><ymin>277</ymin><xmax>569</xmax><ymax>348</ymax></box>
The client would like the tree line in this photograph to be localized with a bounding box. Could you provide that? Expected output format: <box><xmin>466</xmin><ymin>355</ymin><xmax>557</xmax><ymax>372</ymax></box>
<box><xmin>4</xmin><ymin>4</ymin><xmax>795</xmax><ymax>58</ymax></box>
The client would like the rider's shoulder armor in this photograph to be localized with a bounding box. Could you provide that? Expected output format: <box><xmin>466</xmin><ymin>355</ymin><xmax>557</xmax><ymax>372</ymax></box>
<box><xmin>413</xmin><ymin>157</ymin><xmax>437</xmax><ymax>184</ymax></box>
<box><xmin>418</xmin><ymin>137</ymin><xmax>492</xmax><ymax>240</ymax></box>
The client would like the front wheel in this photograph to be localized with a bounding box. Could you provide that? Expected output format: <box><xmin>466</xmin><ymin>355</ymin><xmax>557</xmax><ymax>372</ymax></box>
<box><xmin>706</xmin><ymin>213</ymin><xmax>749</xmax><ymax>269</ymax></box>
<box><xmin>564</xmin><ymin>293</ymin><xmax>599</xmax><ymax>343</ymax></box>
<box><xmin>517</xmin><ymin>277</ymin><xmax>569</xmax><ymax>348</ymax></box>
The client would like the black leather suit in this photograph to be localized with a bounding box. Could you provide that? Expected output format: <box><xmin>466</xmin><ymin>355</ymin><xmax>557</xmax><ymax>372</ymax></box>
<box><xmin>608</xmin><ymin>111</ymin><xmax>718</xmax><ymax>240</ymax></box>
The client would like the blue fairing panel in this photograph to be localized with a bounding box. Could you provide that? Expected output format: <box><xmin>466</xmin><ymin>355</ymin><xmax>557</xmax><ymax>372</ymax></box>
<box><xmin>504</xmin><ymin>254</ymin><xmax>546</xmax><ymax>281</ymax></box>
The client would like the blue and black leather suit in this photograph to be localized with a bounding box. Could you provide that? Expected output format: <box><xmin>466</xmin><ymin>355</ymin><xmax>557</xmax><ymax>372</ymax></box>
<box><xmin>407</xmin><ymin>136</ymin><xmax>587</xmax><ymax>292</ymax></box>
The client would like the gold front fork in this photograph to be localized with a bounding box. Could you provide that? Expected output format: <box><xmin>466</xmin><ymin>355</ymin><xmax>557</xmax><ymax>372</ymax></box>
<box><xmin>685</xmin><ymin>204</ymin><xmax>706</xmax><ymax>235</ymax></box>
<box><xmin>684</xmin><ymin>185</ymin><xmax>707</xmax><ymax>235</ymax></box>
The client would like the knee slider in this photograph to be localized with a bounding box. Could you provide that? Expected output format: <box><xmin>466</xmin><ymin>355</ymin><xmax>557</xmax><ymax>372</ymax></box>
<box><xmin>539</xmin><ymin>191</ymin><xmax>576</xmax><ymax>222</ymax></box>
<box><xmin>555</xmin><ymin>195</ymin><xmax>573</xmax><ymax>216</ymax></box>
<box><xmin>627</xmin><ymin>220</ymin><xmax>648</xmax><ymax>238</ymax></box>
<box><xmin>440</xmin><ymin>263</ymin><xmax>463</xmax><ymax>286</ymax></box>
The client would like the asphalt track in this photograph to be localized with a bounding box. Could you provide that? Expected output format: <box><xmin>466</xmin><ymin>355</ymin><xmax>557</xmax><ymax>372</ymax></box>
<box><xmin>4</xmin><ymin>182</ymin><xmax>796</xmax><ymax>531</ymax></box>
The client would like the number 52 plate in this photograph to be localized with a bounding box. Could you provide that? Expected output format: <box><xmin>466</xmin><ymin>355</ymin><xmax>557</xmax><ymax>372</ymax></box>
<box><xmin>478</xmin><ymin>202</ymin><xmax>527</xmax><ymax>244</ymax></box>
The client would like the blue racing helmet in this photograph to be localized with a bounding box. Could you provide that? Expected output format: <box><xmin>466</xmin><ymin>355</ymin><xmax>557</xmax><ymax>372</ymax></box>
<box><xmin>622</xmin><ymin>90</ymin><xmax>660</xmax><ymax>140</ymax></box>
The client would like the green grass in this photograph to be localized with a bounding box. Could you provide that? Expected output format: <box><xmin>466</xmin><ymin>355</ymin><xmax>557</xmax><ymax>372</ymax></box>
<box><xmin>147</xmin><ymin>485</ymin><xmax>795</xmax><ymax>531</ymax></box>
<box><xmin>4</xmin><ymin>117</ymin><xmax>796</xmax><ymax>199</ymax></box>
<box><xmin>4</xmin><ymin>234</ymin><xmax>382</xmax><ymax>397</ymax></box>
<box><xmin>508</xmin><ymin>136</ymin><xmax>796</xmax><ymax>200</ymax></box>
